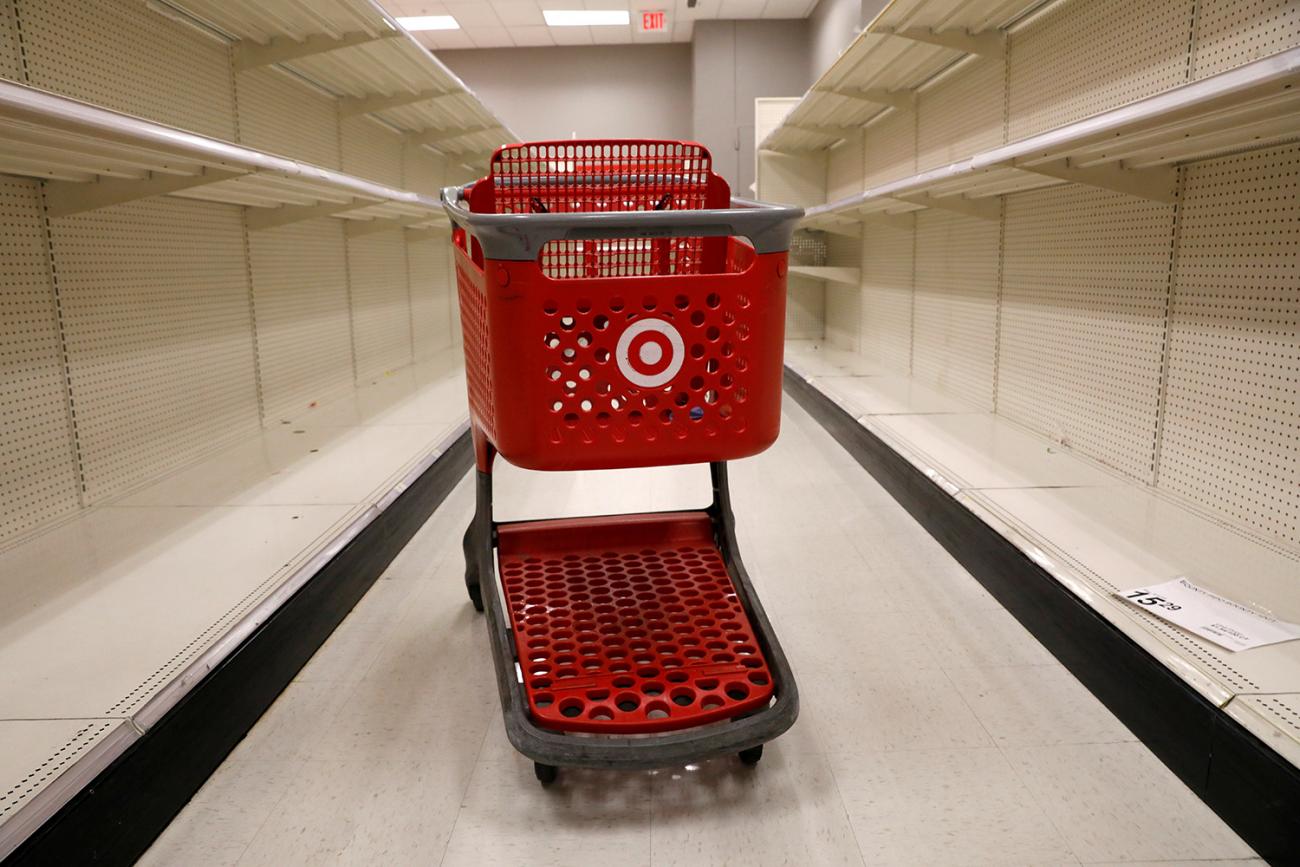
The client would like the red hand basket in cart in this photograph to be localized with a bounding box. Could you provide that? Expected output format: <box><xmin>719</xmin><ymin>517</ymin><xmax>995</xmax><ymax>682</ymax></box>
<box><xmin>443</xmin><ymin>140</ymin><xmax>803</xmax><ymax>784</ymax></box>
<box><xmin>444</xmin><ymin>140</ymin><xmax>802</xmax><ymax>472</ymax></box>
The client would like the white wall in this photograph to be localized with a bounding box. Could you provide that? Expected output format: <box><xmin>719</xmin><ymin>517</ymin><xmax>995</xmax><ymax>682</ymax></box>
<box><xmin>437</xmin><ymin>44</ymin><xmax>692</xmax><ymax>142</ymax></box>
<box><xmin>691</xmin><ymin>20</ymin><xmax>812</xmax><ymax>195</ymax></box>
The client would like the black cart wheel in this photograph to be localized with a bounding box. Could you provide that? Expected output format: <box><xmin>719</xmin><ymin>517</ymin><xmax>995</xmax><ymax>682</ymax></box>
<box><xmin>739</xmin><ymin>745</ymin><xmax>763</xmax><ymax>766</ymax></box>
<box><xmin>534</xmin><ymin>762</ymin><xmax>558</xmax><ymax>785</ymax></box>
<box><xmin>462</xmin><ymin>525</ymin><xmax>483</xmax><ymax>612</ymax></box>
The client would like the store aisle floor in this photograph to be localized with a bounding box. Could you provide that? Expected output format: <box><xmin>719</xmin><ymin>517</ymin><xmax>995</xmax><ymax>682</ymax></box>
<box><xmin>139</xmin><ymin>400</ymin><xmax>1259</xmax><ymax>867</ymax></box>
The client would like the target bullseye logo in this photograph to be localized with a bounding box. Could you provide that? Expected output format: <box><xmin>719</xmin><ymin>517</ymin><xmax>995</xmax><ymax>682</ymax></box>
<box><xmin>615</xmin><ymin>318</ymin><xmax>684</xmax><ymax>388</ymax></box>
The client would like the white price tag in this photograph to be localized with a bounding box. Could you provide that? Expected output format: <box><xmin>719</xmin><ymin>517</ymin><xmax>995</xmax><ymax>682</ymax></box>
<box><xmin>1115</xmin><ymin>577</ymin><xmax>1300</xmax><ymax>652</ymax></box>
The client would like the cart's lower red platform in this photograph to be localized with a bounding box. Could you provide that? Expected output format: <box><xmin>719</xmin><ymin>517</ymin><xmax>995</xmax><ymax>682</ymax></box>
<box><xmin>497</xmin><ymin>512</ymin><xmax>776</xmax><ymax>734</ymax></box>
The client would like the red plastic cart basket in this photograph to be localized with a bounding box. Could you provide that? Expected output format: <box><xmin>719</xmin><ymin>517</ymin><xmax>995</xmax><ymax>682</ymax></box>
<box><xmin>443</xmin><ymin>140</ymin><xmax>802</xmax><ymax>784</ymax></box>
<box><xmin>445</xmin><ymin>140</ymin><xmax>802</xmax><ymax>472</ymax></box>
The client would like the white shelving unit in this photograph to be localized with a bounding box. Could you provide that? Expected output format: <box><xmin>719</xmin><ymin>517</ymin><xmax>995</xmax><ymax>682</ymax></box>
<box><xmin>0</xmin><ymin>354</ymin><xmax>469</xmax><ymax>859</ymax></box>
<box><xmin>802</xmin><ymin>48</ymin><xmax>1300</xmax><ymax>225</ymax></box>
<box><xmin>763</xmin><ymin>0</ymin><xmax>1048</xmax><ymax>154</ymax></box>
<box><xmin>155</xmin><ymin>0</ymin><xmax>509</xmax><ymax>161</ymax></box>
<box><xmin>761</xmin><ymin>0</ymin><xmax>1300</xmax><ymax>776</ymax></box>
<box><xmin>0</xmin><ymin>0</ymin><xmax>516</xmax><ymax>852</ymax></box>
<box><xmin>0</xmin><ymin>79</ymin><xmax>449</xmax><ymax>227</ymax></box>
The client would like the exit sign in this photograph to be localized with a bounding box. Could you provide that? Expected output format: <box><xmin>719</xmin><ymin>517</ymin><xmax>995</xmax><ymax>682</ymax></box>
<box><xmin>641</xmin><ymin>10</ymin><xmax>667</xmax><ymax>32</ymax></box>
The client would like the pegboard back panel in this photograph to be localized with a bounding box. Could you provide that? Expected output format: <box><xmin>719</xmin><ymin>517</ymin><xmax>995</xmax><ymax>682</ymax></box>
<box><xmin>1159</xmin><ymin>144</ymin><xmax>1300</xmax><ymax>548</ymax></box>
<box><xmin>912</xmin><ymin>209</ymin><xmax>1001</xmax><ymax>410</ymax></box>
<box><xmin>863</xmin><ymin>109</ymin><xmax>916</xmax><ymax>190</ymax></box>
<box><xmin>1193</xmin><ymin>0</ymin><xmax>1300</xmax><ymax>79</ymax></box>
<box><xmin>341</xmin><ymin>116</ymin><xmax>404</xmax><ymax>189</ymax></box>
<box><xmin>825</xmin><ymin>281</ymin><xmax>862</xmax><ymax>352</ymax></box>
<box><xmin>917</xmin><ymin>56</ymin><xmax>1007</xmax><ymax>173</ymax></box>
<box><xmin>1007</xmin><ymin>0</ymin><xmax>1195</xmax><ymax>141</ymax></box>
<box><xmin>16</xmin><ymin>0</ymin><xmax>237</xmax><ymax>141</ymax></box>
<box><xmin>406</xmin><ymin>232</ymin><xmax>453</xmax><ymax>360</ymax></box>
<box><xmin>860</xmin><ymin>216</ymin><xmax>916</xmax><ymax>371</ymax></box>
<box><xmin>0</xmin><ymin>0</ymin><xmax>23</xmax><ymax>81</ymax></box>
<box><xmin>827</xmin><ymin>135</ymin><xmax>865</xmax><ymax>202</ymax></box>
<box><xmin>0</xmin><ymin>177</ymin><xmax>80</xmax><ymax>546</ymax></box>
<box><xmin>236</xmin><ymin>68</ymin><xmax>341</xmax><ymax>170</ymax></box>
<box><xmin>347</xmin><ymin>228</ymin><xmax>413</xmax><ymax>381</ymax></box>
<box><xmin>247</xmin><ymin>218</ymin><xmax>354</xmax><ymax>422</ymax></box>
<box><xmin>48</xmin><ymin>197</ymin><xmax>260</xmax><ymax>503</ymax></box>
<box><xmin>786</xmin><ymin>275</ymin><xmax>826</xmax><ymax>340</ymax></box>
<box><xmin>402</xmin><ymin>147</ymin><xmax>448</xmax><ymax>198</ymax></box>
<box><xmin>999</xmin><ymin>185</ymin><xmax>1175</xmax><ymax>482</ymax></box>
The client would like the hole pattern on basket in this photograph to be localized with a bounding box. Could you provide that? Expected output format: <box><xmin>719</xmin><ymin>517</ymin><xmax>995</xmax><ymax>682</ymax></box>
<box><xmin>500</xmin><ymin>541</ymin><xmax>775</xmax><ymax>733</ymax></box>
<box><xmin>540</xmin><ymin>285</ymin><xmax>753</xmax><ymax>446</ymax></box>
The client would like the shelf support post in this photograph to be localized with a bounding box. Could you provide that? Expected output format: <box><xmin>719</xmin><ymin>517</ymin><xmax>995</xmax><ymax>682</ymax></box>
<box><xmin>891</xmin><ymin>193</ymin><xmax>1000</xmax><ymax>221</ymax></box>
<box><xmin>1010</xmin><ymin>158</ymin><xmax>1180</xmax><ymax>204</ymax></box>
<box><xmin>246</xmin><ymin>198</ymin><xmax>375</xmax><ymax>231</ymax></box>
<box><xmin>879</xmin><ymin>27</ymin><xmax>1005</xmax><ymax>58</ymax></box>
<box><xmin>338</xmin><ymin>89</ymin><xmax>455</xmax><ymax>118</ymax></box>
<box><xmin>232</xmin><ymin>31</ymin><xmax>400</xmax><ymax>72</ymax></box>
<box><xmin>43</xmin><ymin>167</ymin><xmax>244</xmax><ymax>217</ymax></box>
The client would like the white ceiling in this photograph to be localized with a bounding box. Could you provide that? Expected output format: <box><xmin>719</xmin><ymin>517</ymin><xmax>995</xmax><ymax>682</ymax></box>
<box><xmin>379</xmin><ymin>0</ymin><xmax>821</xmax><ymax>49</ymax></box>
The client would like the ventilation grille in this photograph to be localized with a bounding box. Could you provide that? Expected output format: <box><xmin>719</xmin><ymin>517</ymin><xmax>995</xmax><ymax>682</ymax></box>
<box><xmin>18</xmin><ymin>0</ymin><xmax>237</xmax><ymax>141</ymax></box>
<box><xmin>1007</xmin><ymin>0</ymin><xmax>1195</xmax><ymax>140</ymax></box>
<box><xmin>1159</xmin><ymin>144</ymin><xmax>1299</xmax><ymax>547</ymax></box>
<box><xmin>347</xmin><ymin>228</ymin><xmax>413</xmax><ymax>381</ymax></box>
<box><xmin>236</xmin><ymin>67</ymin><xmax>341</xmax><ymax>170</ymax></box>
<box><xmin>999</xmin><ymin>185</ymin><xmax>1175</xmax><ymax>482</ymax></box>
<box><xmin>0</xmin><ymin>177</ymin><xmax>80</xmax><ymax>546</ymax></box>
<box><xmin>913</xmin><ymin>209</ymin><xmax>1001</xmax><ymax>410</ymax></box>
<box><xmin>247</xmin><ymin>218</ymin><xmax>354</xmax><ymax>422</ymax></box>
<box><xmin>48</xmin><ymin>197</ymin><xmax>260</xmax><ymax>503</ymax></box>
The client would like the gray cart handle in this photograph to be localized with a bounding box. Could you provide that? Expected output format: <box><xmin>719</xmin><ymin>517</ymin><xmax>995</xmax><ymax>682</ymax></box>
<box><xmin>442</xmin><ymin>183</ymin><xmax>804</xmax><ymax>262</ymax></box>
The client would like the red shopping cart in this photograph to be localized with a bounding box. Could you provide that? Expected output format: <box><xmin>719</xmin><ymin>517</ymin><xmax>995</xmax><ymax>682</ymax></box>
<box><xmin>443</xmin><ymin>140</ymin><xmax>802</xmax><ymax>784</ymax></box>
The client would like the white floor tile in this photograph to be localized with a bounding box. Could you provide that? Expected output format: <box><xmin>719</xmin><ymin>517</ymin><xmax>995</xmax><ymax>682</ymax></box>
<box><xmin>802</xmin><ymin>666</ymin><xmax>994</xmax><ymax>754</ymax></box>
<box><xmin>944</xmin><ymin>665</ymin><xmax>1137</xmax><ymax>747</ymax></box>
<box><xmin>832</xmin><ymin>747</ymin><xmax>1076</xmax><ymax>866</ymax></box>
<box><xmin>137</xmin><ymin>395</ymin><xmax>1257</xmax><ymax>866</ymax></box>
<box><xmin>440</xmin><ymin>759</ymin><xmax>652</xmax><ymax>867</ymax></box>
<box><xmin>234</xmin><ymin>757</ymin><xmax>471</xmax><ymax>866</ymax></box>
<box><xmin>1008</xmin><ymin>743</ymin><xmax>1257</xmax><ymax>863</ymax></box>
<box><xmin>650</xmin><ymin>749</ymin><xmax>863</xmax><ymax>866</ymax></box>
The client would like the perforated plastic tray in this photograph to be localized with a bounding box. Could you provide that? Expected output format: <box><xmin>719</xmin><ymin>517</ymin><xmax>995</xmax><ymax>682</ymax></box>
<box><xmin>496</xmin><ymin>512</ymin><xmax>776</xmax><ymax>734</ymax></box>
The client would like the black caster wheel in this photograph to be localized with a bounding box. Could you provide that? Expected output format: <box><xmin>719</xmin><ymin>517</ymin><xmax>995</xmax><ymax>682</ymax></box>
<box><xmin>739</xmin><ymin>745</ymin><xmax>763</xmax><ymax>766</ymax></box>
<box><xmin>534</xmin><ymin>762</ymin><xmax>558</xmax><ymax>786</ymax></box>
<box><xmin>462</xmin><ymin>525</ymin><xmax>483</xmax><ymax>613</ymax></box>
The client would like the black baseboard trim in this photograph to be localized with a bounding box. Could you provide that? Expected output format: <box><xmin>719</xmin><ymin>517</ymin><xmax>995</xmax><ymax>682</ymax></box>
<box><xmin>783</xmin><ymin>369</ymin><xmax>1300</xmax><ymax>865</ymax></box>
<box><xmin>6</xmin><ymin>431</ymin><xmax>474</xmax><ymax>867</ymax></box>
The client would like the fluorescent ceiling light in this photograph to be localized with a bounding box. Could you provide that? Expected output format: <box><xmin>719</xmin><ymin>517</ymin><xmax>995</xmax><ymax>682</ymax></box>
<box><xmin>396</xmin><ymin>15</ymin><xmax>460</xmax><ymax>31</ymax></box>
<box><xmin>543</xmin><ymin>9</ymin><xmax>631</xmax><ymax>26</ymax></box>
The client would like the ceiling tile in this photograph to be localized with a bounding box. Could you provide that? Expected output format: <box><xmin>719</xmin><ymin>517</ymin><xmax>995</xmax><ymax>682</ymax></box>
<box><xmin>443</xmin><ymin>1</ymin><xmax>503</xmax><ymax>25</ymax></box>
<box><xmin>550</xmin><ymin>25</ymin><xmax>596</xmax><ymax>44</ymax></box>
<box><xmin>508</xmin><ymin>24</ymin><xmax>556</xmax><ymax>45</ymax></box>
<box><xmin>492</xmin><ymin>1</ymin><xmax>546</xmax><ymax>25</ymax></box>
<box><xmin>760</xmin><ymin>0</ymin><xmax>812</xmax><ymax>17</ymax></box>
<box><xmin>465</xmin><ymin>25</ymin><xmax>515</xmax><ymax>46</ymax></box>
<box><xmin>418</xmin><ymin>29</ymin><xmax>475</xmax><ymax>49</ymax></box>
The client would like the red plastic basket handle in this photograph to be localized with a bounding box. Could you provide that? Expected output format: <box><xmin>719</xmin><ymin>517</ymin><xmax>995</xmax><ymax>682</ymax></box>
<box><xmin>441</xmin><ymin>184</ymin><xmax>803</xmax><ymax>261</ymax></box>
